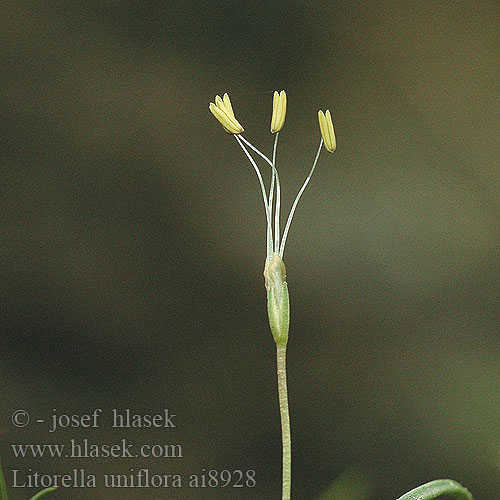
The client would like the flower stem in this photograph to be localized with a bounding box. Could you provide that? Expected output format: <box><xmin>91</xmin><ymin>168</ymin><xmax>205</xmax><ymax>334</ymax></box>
<box><xmin>276</xmin><ymin>343</ymin><xmax>291</xmax><ymax>500</ymax></box>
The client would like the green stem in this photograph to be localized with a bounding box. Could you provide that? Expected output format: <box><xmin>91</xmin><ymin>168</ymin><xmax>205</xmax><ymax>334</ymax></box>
<box><xmin>277</xmin><ymin>343</ymin><xmax>291</xmax><ymax>500</ymax></box>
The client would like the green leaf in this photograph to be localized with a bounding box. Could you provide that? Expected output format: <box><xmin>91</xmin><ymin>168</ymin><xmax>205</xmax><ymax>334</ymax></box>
<box><xmin>0</xmin><ymin>459</ymin><xmax>8</xmax><ymax>500</ymax></box>
<box><xmin>396</xmin><ymin>479</ymin><xmax>473</xmax><ymax>500</ymax></box>
<box><xmin>318</xmin><ymin>468</ymin><xmax>374</xmax><ymax>500</ymax></box>
<box><xmin>29</xmin><ymin>487</ymin><xmax>58</xmax><ymax>500</ymax></box>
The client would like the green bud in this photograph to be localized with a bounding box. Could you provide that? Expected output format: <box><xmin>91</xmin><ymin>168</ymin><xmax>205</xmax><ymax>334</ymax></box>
<box><xmin>264</xmin><ymin>253</ymin><xmax>290</xmax><ymax>346</ymax></box>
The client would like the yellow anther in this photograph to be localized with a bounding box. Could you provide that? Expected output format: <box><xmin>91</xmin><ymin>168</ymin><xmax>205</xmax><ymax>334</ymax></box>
<box><xmin>271</xmin><ymin>90</ymin><xmax>287</xmax><ymax>133</ymax></box>
<box><xmin>209</xmin><ymin>93</ymin><xmax>244</xmax><ymax>134</ymax></box>
<box><xmin>318</xmin><ymin>109</ymin><xmax>336</xmax><ymax>153</ymax></box>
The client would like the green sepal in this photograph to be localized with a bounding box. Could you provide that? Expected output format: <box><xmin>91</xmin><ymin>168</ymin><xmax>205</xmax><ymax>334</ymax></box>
<box><xmin>264</xmin><ymin>253</ymin><xmax>290</xmax><ymax>346</ymax></box>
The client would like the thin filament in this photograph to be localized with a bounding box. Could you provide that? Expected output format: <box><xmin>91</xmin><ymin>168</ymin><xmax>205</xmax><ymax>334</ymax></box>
<box><xmin>272</xmin><ymin>133</ymin><xmax>281</xmax><ymax>253</ymax></box>
<box><xmin>238</xmin><ymin>135</ymin><xmax>273</xmax><ymax>167</ymax></box>
<box><xmin>235</xmin><ymin>135</ymin><xmax>273</xmax><ymax>258</ymax></box>
<box><xmin>268</xmin><ymin>134</ymin><xmax>278</xmax><ymax>218</ymax></box>
<box><xmin>279</xmin><ymin>139</ymin><xmax>323</xmax><ymax>257</ymax></box>
<box><xmin>239</xmin><ymin>134</ymin><xmax>282</xmax><ymax>258</ymax></box>
<box><xmin>268</xmin><ymin>137</ymin><xmax>277</xmax><ymax>257</ymax></box>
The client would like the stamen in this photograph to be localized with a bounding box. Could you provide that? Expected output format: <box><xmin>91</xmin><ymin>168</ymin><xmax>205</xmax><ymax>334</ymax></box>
<box><xmin>234</xmin><ymin>135</ymin><xmax>274</xmax><ymax>259</ymax></box>
<box><xmin>239</xmin><ymin>135</ymin><xmax>282</xmax><ymax>256</ymax></box>
<box><xmin>279</xmin><ymin>139</ymin><xmax>324</xmax><ymax>257</ymax></box>
<box><xmin>272</xmin><ymin>133</ymin><xmax>281</xmax><ymax>253</ymax></box>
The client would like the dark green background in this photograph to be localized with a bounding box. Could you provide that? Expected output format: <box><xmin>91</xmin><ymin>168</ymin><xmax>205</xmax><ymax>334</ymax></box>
<box><xmin>2</xmin><ymin>0</ymin><xmax>500</xmax><ymax>499</ymax></box>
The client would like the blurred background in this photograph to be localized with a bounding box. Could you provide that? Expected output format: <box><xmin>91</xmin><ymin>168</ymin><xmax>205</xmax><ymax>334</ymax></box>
<box><xmin>1</xmin><ymin>0</ymin><xmax>500</xmax><ymax>499</ymax></box>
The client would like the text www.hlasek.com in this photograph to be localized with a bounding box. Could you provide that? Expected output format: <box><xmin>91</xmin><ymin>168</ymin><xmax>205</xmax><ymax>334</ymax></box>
<box><xmin>11</xmin><ymin>439</ymin><xmax>182</xmax><ymax>459</ymax></box>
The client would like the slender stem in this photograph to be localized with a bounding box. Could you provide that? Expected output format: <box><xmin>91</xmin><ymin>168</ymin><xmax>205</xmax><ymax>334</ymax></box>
<box><xmin>279</xmin><ymin>139</ymin><xmax>323</xmax><ymax>257</ymax></box>
<box><xmin>276</xmin><ymin>343</ymin><xmax>291</xmax><ymax>500</ymax></box>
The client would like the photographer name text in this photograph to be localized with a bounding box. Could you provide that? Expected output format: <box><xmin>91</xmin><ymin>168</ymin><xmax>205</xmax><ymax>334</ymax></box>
<box><xmin>45</xmin><ymin>408</ymin><xmax>176</xmax><ymax>433</ymax></box>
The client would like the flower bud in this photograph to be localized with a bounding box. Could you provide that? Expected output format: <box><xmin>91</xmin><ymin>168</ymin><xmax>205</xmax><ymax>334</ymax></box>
<box><xmin>264</xmin><ymin>253</ymin><xmax>290</xmax><ymax>345</ymax></box>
